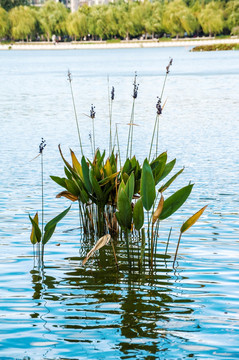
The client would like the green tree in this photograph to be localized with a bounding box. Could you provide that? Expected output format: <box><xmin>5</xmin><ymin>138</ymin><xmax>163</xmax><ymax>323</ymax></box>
<box><xmin>39</xmin><ymin>0</ymin><xmax>68</xmax><ymax>41</ymax></box>
<box><xmin>115</xmin><ymin>2</ymin><xmax>135</xmax><ymax>40</ymax></box>
<box><xmin>198</xmin><ymin>1</ymin><xmax>224</xmax><ymax>36</ymax></box>
<box><xmin>9</xmin><ymin>5</ymin><xmax>36</xmax><ymax>41</ymax></box>
<box><xmin>162</xmin><ymin>0</ymin><xmax>198</xmax><ymax>37</ymax></box>
<box><xmin>0</xmin><ymin>0</ymin><xmax>29</xmax><ymax>12</ymax></box>
<box><xmin>0</xmin><ymin>6</ymin><xmax>10</xmax><ymax>39</ymax></box>
<box><xmin>225</xmin><ymin>0</ymin><xmax>239</xmax><ymax>34</ymax></box>
<box><xmin>66</xmin><ymin>11</ymin><xmax>88</xmax><ymax>40</ymax></box>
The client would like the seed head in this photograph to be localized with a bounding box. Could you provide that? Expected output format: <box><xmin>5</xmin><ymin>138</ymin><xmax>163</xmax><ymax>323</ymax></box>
<box><xmin>156</xmin><ymin>97</ymin><xmax>162</xmax><ymax>115</ymax></box>
<box><xmin>90</xmin><ymin>104</ymin><xmax>96</xmax><ymax>119</ymax></box>
<box><xmin>67</xmin><ymin>69</ymin><xmax>72</xmax><ymax>82</ymax></box>
<box><xmin>166</xmin><ymin>58</ymin><xmax>173</xmax><ymax>74</ymax></box>
<box><xmin>133</xmin><ymin>72</ymin><xmax>139</xmax><ymax>99</ymax></box>
<box><xmin>111</xmin><ymin>86</ymin><xmax>115</xmax><ymax>101</ymax></box>
<box><xmin>39</xmin><ymin>138</ymin><xmax>46</xmax><ymax>154</ymax></box>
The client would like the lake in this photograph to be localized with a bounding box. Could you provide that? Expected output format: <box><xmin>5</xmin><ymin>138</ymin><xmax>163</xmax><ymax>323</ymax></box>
<box><xmin>0</xmin><ymin>47</ymin><xmax>239</xmax><ymax>359</ymax></box>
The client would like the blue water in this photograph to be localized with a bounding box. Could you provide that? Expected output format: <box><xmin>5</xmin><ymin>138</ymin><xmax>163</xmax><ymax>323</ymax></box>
<box><xmin>0</xmin><ymin>47</ymin><xmax>239</xmax><ymax>359</ymax></box>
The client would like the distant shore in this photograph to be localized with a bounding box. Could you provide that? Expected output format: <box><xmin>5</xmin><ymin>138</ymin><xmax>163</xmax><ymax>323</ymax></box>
<box><xmin>1</xmin><ymin>37</ymin><xmax>239</xmax><ymax>51</ymax></box>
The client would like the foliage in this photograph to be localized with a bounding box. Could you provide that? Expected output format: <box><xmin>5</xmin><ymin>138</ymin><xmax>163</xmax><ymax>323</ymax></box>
<box><xmin>0</xmin><ymin>6</ymin><xmax>9</xmax><ymax>38</ymax></box>
<box><xmin>9</xmin><ymin>5</ymin><xmax>36</xmax><ymax>40</ymax></box>
<box><xmin>39</xmin><ymin>0</ymin><xmax>68</xmax><ymax>41</ymax></box>
<box><xmin>198</xmin><ymin>1</ymin><xmax>224</xmax><ymax>36</ymax></box>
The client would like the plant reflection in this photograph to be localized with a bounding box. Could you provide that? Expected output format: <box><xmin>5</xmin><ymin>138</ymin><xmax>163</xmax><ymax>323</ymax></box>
<box><xmin>29</xmin><ymin>247</ymin><xmax>198</xmax><ymax>358</ymax></box>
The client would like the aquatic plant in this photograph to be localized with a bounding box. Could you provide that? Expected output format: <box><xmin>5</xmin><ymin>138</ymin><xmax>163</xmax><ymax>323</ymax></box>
<box><xmin>34</xmin><ymin>62</ymin><xmax>207</xmax><ymax>269</ymax></box>
<box><xmin>29</xmin><ymin>139</ymin><xmax>70</xmax><ymax>263</ymax></box>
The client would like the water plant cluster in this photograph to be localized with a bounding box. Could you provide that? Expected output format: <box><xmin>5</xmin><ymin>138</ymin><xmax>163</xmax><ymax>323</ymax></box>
<box><xmin>30</xmin><ymin>59</ymin><xmax>207</xmax><ymax>269</ymax></box>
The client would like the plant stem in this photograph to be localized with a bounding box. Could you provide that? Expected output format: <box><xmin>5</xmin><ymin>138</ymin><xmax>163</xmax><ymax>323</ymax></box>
<box><xmin>165</xmin><ymin>227</ymin><xmax>172</xmax><ymax>256</ymax></box>
<box><xmin>173</xmin><ymin>232</ymin><xmax>182</xmax><ymax>267</ymax></box>
<box><xmin>116</xmin><ymin>124</ymin><xmax>121</xmax><ymax>169</ymax></box>
<box><xmin>92</xmin><ymin>118</ymin><xmax>95</xmax><ymax>155</ymax></box>
<box><xmin>126</xmin><ymin>99</ymin><xmax>135</xmax><ymax>159</ymax></box>
<box><xmin>125</xmin><ymin>229</ymin><xmax>131</xmax><ymax>269</ymax></box>
<box><xmin>149</xmin><ymin>114</ymin><xmax>158</xmax><ymax>161</ymax></box>
<box><xmin>69</xmin><ymin>78</ymin><xmax>83</xmax><ymax>156</ymax></box>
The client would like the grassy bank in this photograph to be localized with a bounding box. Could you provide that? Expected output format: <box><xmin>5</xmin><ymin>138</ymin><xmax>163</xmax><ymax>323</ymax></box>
<box><xmin>191</xmin><ymin>43</ymin><xmax>239</xmax><ymax>51</ymax></box>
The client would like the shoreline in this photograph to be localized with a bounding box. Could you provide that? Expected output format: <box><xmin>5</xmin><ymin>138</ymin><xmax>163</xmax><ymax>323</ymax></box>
<box><xmin>0</xmin><ymin>37</ymin><xmax>239</xmax><ymax>51</ymax></box>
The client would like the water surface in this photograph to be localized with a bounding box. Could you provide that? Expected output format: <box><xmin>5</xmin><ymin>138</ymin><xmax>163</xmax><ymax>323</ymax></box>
<box><xmin>0</xmin><ymin>47</ymin><xmax>239</xmax><ymax>359</ymax></box>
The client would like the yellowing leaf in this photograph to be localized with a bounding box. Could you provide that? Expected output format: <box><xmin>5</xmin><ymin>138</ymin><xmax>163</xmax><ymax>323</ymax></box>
<box><xmin>30</xmin><ymin>212</ymin><xmax>39</xmax><ymax>245</ymax></box>
<box><xmin>56</xmin><ymin>191</ymin><xmax>78</xmax><ymax>202</ymax></box>
<box><xmin>82</xmin><ymin>234</ymin><xmax>111</xmax><ymax>265</ymax></box>
<box><xmin>70</xmin><ymin>149</ymin><xmax>83</xmax><ymax>178</ymax></box>
<box><xmin>180</xmin><ymin>205</ymin><xmax>207</xmax><ymax>234</ymax></box>
<box><xmin>152</xmin><ymin>194</ymin><xmax>164</xmax><ymax>225</ymax></box>
<box><xmin>104</xmin><ymin>158</ymin><xmax>112</xmax><ymax>177</ymax></box>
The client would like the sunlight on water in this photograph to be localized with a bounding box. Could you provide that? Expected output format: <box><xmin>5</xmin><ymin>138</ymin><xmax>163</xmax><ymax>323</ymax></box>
<box><xmin>0</xmin><ymin>47</ymin><xmax>239</xmax><ymax>359</ymax></box>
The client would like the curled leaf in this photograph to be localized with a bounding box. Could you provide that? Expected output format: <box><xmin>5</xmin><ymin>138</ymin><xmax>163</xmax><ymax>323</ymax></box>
<box><xmin>181</xmin><ymin>205</ymin><xmax>208</xmax><ymax>234</ymax></box>
<box><xmin>82</xmin><ymin>234</ymin><xmax>111</xmax><ymax>265</ymax></box>
<box><xmin>152</xmin><ymin>194</ymin><xmax>164</xmax><ymax>225</ymax></box>
<box><xmin>56</xmin><ymin>191</ymin><xmax>78</xmax><ymax>202</ymax></box>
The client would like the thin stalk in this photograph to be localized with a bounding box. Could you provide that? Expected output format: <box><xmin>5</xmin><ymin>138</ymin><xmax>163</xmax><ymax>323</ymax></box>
<box><xmin>155</xmin><ymin>116</ymin><xmax>159</xmax><ymax>157</ymax></box>
<box><xmin>126</xmin><ymin>99</ymin><xmax>135</xmax><ymax>159</ymax></box>
<box><xmin>125</xmin><ymin>229</ymin><xmax>131</xmax><ymax>268</ymax></box>
<box><xmin>173</xmin><ymin>232</ymin><xmax>182</xmax><ymax>268</ymax></box>
<box><xmin>92</xmin><ymin>118</ymin><xmax>95</xmax><ymax>155</ymax></box>
<box><xmin>111</xmin><ymin>239</ymin><xmax>118</xmax><ymax>270</ymax></box>
<box><xmin>116</xmin><ymin>124</ymin><xmax>121</xmax><ymax>169</ymax></box>
<box><xmin>165</xmin><ymin>227</ymin><xmax>172</xmax><ymax>256</ymax></box>
<box><xmin>41</xmin><ymin>152</ymin><xmax>44</xmax><ymax>235</ymax></box>
<box><xmin>149</xmin><ymin>114</ymin><xmax>158</xmax><ymax>161</ymax></box>
<box><xmin>129</xmin><ymin>102</ymin><xmax>135</xmax><ymax>158</ymax></box>
<box><xmin>68</xmin><ymin>73</ymin><xmax>83</xmax><ymax>156</ymax></box>
<box><xmin>140</xmin><ymin>228</ymin><xmax>145</xmax><ymax>268</ymax></box>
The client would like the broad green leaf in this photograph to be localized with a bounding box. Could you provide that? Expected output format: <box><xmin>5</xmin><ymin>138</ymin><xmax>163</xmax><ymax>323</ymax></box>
<box><xmin>117</xmin><ymin>189</ymin><xmax>132</xmax><ymax>229</ymax></box>
<box><xmin>181</xmin><ymin>205</ymin><xmax>207</xmax><ymax>234</ymax></box>
<box><xmin>150</xmin><ymin>152</ymin><xmax>167</xmax><ymax>185</ymax></box>
<box><xmin>159</xmin><ymin>184</ymin><xmax>194</xmax><ymax>221</ymax></box>
<box><xmin>98</xmin><ymin>171</ymin><xmax>119</xmax><ymax>186</ymax></box>
<box><xmin>140</xmin><ymin>158</ymin><xmax>156</xmax><ymax>211</ymax></box>
<box><xmin>125</xmin><ymin>172</ymin><xmax>135</xmax><ymax>201</ymax></box>
<box><xmin>152</xmin><ymin>194</ymin><xmax>164</xmax><ymax>225</ymax></box>
<box><xmin>65</xmin><ymin>179</ymin><xmax>80</xmax><ymax>196</ymax></box>
<box><xmin>29</xmin><ymin>213</ymin><xmax>41</xmax><ymax>244</ymax></box>
<box><xmin>42</xmin><ymin>225</ymin><xmax>56</xmax><ymax>245</ymax></box>
<box><xmin>118</xmin><ymin>179</ymin><xmax>126</xmax><ymax>198</ymax></box>
<box><xmin>122</xmin><ymin>172</ymin><xmax>129</xmax><ymax>184</ymax></box>
<box><xmin>158</xmin><ymin>168</ymin><xmax>184</xmax><ymax>193</ymax></box>
<box><xmin>64</xmin><ymin>166</ymin><xmax>73</xmax><ymax>180</ymax></box>
<box><xmin>89</xmin><ymin>169</ymin><xmax>104</xmax><ymax>202</ymax></box>
<box><xmin>133</xmin><ymin>198</ymin><xmax>144</xmax><ymax>230</ymax></box>
<box><xmin>158</xmin><ymin>158</ymin><xmax>176</xmax><ymax>183</ymax></box>
<box><xmin>44</xmin><ymin>206</ymin><xmax>71</xmax><ymax>233</ymax></box>
<box><xmin>122</xmin><ymin>158</ymin><xmax>131</xmax><ymax>175</ymax></box>
<box><xmin>50</xmin><ymin>176</ymin><xmax>67</xmax><ymax>189</ymax></box>
<box><xmin>81</xmin><ymin>156</ymin><xmax>92</xmax><ymax>193</ymax></box>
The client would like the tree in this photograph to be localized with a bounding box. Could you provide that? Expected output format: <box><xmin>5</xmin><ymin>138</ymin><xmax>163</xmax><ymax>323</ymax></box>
<box><xmin>198</xmin><ymin>1</ymin><xmax>224</xmax><ymax>36</ymax></box>
<box><xmin>0</xmin><ymin>0</ymin><xmax>29</xmax><ymax>12</ymax></box>
<box><xmin>162</xmin><ymin>0</ymin><xmax>198</xmax><ymax>37</ymax></box>
<box><xmin>66</xmin><ymin>11</ymin><xmax>88</xmax><ymax>40</ymax></box>
<box><xmin>0</xmin><ymin>6</ymin><xmax>10</xmax><ymax>39</ymax></box>
<box><xmin>39</xmin><ymin>0</ymin><xmax>68</xmax><ymax>41</ymax></box>
<box><xmin>9</xmin><ymin>5</ymin><xmax>36</xmax><ymax>41</ymax></box>
<box><xmin>225</xmin><ymin>0</ymin><xmax>239</xmax><ymax>34</ymax></box>
<box><xmin>115</xmin><ymin>2</ymin><xmax>135</xmax><ymax>40</ymax></box>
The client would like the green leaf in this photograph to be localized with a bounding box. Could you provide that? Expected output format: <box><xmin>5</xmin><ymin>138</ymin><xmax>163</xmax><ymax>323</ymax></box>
<box><xmin>181</xmin><ymin>205</ymin><xmax>207</xmax><ymax>234</ymax></box>
<box><xmin>44</xmin><ymin>206</ymin><xmax>71</xmax><ymax>233</ymax></box>
<box><xmin>158</xmin><ymin>168</ymin><xmax>184</xmax><ymax>193</ymax></box>
<box><xmin>117</xmin><ymin>189</ymin><xmax>132</xmax><ymax>230</ymax></box>
<box><xmin>29</xmin><ymin>213</ymin><xmax>41</xmax><ymax>244</ymax></box>
<box><xmin>133</xmin><ymin>198</ymin><xmax>144</xmax><ymax>230</ymax></box>
<box><xmin>65</xmin><ymin>179</ymin><xmax>80</xmax><ymax>197</ymax></box>
<box><xmin>64</xmin><ymin>166</ymin><xmax>73</xmax><ymax>180</ymax></box>
<box><xmin>81</xmin><ymin>156</ymin><xmax>92</xmax><ymax>193</ymax></box>
<box><xmin>159</xmin><ymin>184</ymin><xmax>194</xmax><ymax>221</ymax></box>
<box><xmin>150</xmin><ymin>152</ymin><xmax>167</xmax><ymax>185</ymax></box>
<box><xmin>140</xmin><ymin>158</ymin><xmax>156</xmax><ymax>211</ymax></box>
<box><xmin>50</xmin><ymin>176</ymin><xmax>67</xmax><ymax>190</ymax></box>
<box><xmin>125</xmin><ymin>172</ymin><xmax>135</xmax><ymax>202</ymax></box>
<box><xmin>42</xmin><ymin>225</ymin><xmax>56</xmax><ymax>246</ymax></box>
<box><xmin>157</xmin><ymin>158</ymin><xmax>176</xmax><ymax>183</ymax></box>
<box><xmin>89</xmin><ymin>169</ymin><xmax>104</xmax><ymax>202</ymax></box>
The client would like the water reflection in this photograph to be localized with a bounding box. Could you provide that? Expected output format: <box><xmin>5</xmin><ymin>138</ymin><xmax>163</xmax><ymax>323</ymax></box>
<box><xmin>29</xmin><ymin>254</ymin><xmax>196</xmax><ymax>359</ymax></box>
